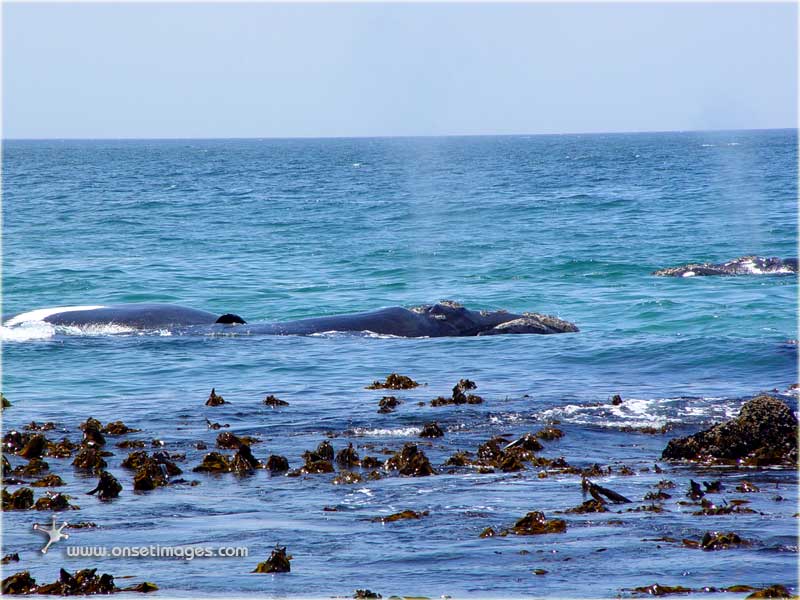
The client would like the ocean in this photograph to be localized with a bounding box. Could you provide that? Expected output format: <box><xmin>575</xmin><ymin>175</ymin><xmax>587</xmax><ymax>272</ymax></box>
<box><xmin>1</xmin><ymin>129</ymin><xmax>797</xmax><ymax>597</ymax></box>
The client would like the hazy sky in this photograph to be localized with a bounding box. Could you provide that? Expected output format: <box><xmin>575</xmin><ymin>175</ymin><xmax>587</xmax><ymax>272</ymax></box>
<box><xmin>3</xmin><ymin>2</ymin><xmax>797</xmax><ymax>139</ymax></box>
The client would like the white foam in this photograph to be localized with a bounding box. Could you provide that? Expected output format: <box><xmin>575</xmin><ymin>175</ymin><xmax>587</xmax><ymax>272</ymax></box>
<box><xmin>4</xmin><ymin>305</ymin><xmax>106</xmax><ymax>327</ymax></box>
<box><xmin>349</xmin><ymin>426</ymin><xmax>420</xmax><ymax>437</ymax></box>
<box><xmin>536</xmin><ymin>396</ymin><xmax>736</xmax><ymax>430</ymax></box>
<box><xmin>0</xmin><ymin>322</ymin><xmax>57</xmax><ymax>342</ymax></box>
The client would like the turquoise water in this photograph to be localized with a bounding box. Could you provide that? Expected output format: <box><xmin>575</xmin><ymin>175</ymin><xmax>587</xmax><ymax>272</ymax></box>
<box><xmin>2</xmin><ymin>130</ymin><xmax>797</xmax><ymax>597</ymax></box>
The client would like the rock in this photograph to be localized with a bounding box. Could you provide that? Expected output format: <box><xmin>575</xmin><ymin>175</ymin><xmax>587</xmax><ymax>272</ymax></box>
<box><xmin>205</xmin><ymin>388</ymin><xmax>227</xmax><ymax>406</ymax></box>
<box><xmin>333</xmin><ymin>470</ymin><xmax>363</xmax><ymax>485</ymax></box>
<box><xmin>611</xmin><ymin>394</ymin><xmax>623</xmax><ymax>405</ymax></box>
<box><xmin>265</xmin><ymin>455</ymin><xmax>289</xmax><ymax>472</ymax></box>
<box><xmin>504</xmin><ymin>433</ymin><xmax>543</xmax><ymax>453</ymax></box>
<box><xmin>2</xmin><ymin>488</ymin><xmax>34</xmax><ymax>511</ymax></box>
<box><xmin>3</xmin><ymin>431</ymin><xmax>29</xmax><ymax>453</ymax></box>
<box><xmin>384</xmin><ymin>443</ymin><xmax>435</xmax><ymax>477</ymax></box>
<box><xmin>31</xmin><ymin>474</ymin><xmax>65</xmax><ymax>487</ymax></box>
<box><xmin>371</xmin><ymin>510</ymin><xmax>428</xmax><ymax>523</ymax></box>
<box><xmin>535</xmin><ymin>427</ymin><xmax>564</xmax><ymax>441</ymax></box>
<box><xmin>34</xmin><ymin>493</ymin><xmax>79</xmax><ymax>511</ymax></box>
<box><xmin>216</xmin><ymin>432</ymin><xmax>243</xmax><ymax>449</ymax></box>
<box><xmin>252</xmin><ymin>545</ymin><xmax>291</xmax><ymax>573</ymax></box>
<box><xmin>116</xmin><ymin>440</ymin><xmax>146</xmax><ymax>449</ymax></box>
<box><xmin>2</xmin><ymin>571</ymin><xmax>37</xmax><ymax>594</ymax></box>
<box><xmin>231</xmin><ymin>445</ymin><xmax>261</xmax><ymax>474</ymax></box>
<box><xmin>444</xmin><ymin>451</ymin><xmax>473</xmax><ymax>467</ymax></box>
<box><xmin>72</xmin><ymin>448</ymin><xmax>107</xmax><ymax>472</ymax></box>
<box><xmin>13</xmin><ymin>458</ymin><xmax>49</xmax><ymax>476</ymax></box>
<box><xmin>335</xmin><ymin>443</ymin><xmax>360</xmax><ymax>468</ymax></box>
<box><xmin>632</xmin><ymin>583</ymin><xmax>693</xmax><ymax>596</ymax></box>
<box><xmin>431</xmin><ymin>379</ymin><xmax>483</xmax><ymax>406</ymax></box>
<box><xmin>263</xmin><ymin>394</ymin><xmax>289</xmax><ymax>407</ymax></box>
<box><xmin>193</xmin><ymin>452</ymin><xmax>232</xmax><ymax>473</ymax></box>
<box><xmin>101</xmin><ymin>421</ymin><xmax>140</xmax><ymax>435</ymax></box>
<box><xmin>746</xmin><ymin>585</ymin><xmax>793</xmax><ymax>598</ymax></box>
<box><xmin>682</xmin><ymin>532</ymin><xmax>749</xmax><ymax>550</ymax></box>
<box><xmin>1</xmin><ymin>393</ymin><xmax>10</xmax><ymax>410</ymax></box>
<box><xmin>366</xmin><ymin>374</ymin><xmax>420</xmax><ymax>390</ymax></box>
<box><xmin>314</xmin><ymin>441</ymin><xmax>334</xmax><ymax>462</ymax></box>
<box><xmin>24</xmin><ymin>421</ymin><xmax>56</xmax><ymax>431</ymax></box>
<box><xmin>661</xmin><ymin>394</ymin><xmax>797</xmax><ymax>465</ymax></box>
<box><xmin>360</xmin><ymin>456</ymin><xmax>381</xmax><ymax>469</ymax></box>
<box><xmin>565</xmin><ymin>499</ymin><xmax>608</xmax><ymax>514</ymax></box>
<box><xmin>1</xmin><ymin>553</ymin><xmax>19</xmax><ymax>564</ymax></box>
<box><xmin>377</xmin><ymin>396</ymin><xmax>400</xmax><ymax>414</ymax></box>
<box><xmin>354</xmin><ymin>590</ymin><xmax>382</xmax><ymax>599</ymax></box>
<box><xmin>46</xmin><ymin>438</ymin><xmax>78</xmax><ymax>458</ymax></box>
<box><xmin>509</xmin><ymin>511</ymin><xmax>567</xmax><ymax>535</ymax></box>
<box><xmin>419</xmin><ymin>422</ymin><xmax>444</xmax><ymax>438</ymax></box>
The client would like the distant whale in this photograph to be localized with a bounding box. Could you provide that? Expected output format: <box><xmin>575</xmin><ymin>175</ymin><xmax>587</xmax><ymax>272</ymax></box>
<box><xmin>3</xmin><ymin>301</ymin><xmax>579</xmax><ymax>338</ymax></box>
<box><xmin>653</xmin><ymin>256</ymin><xmax>798</xmax><ymax>277</ymax></box>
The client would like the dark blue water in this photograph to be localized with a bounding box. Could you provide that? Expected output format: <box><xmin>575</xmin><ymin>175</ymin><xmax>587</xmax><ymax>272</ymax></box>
<box><xmin>2</xmin><ymin>130</ymin><xmax>797</xmax><ymax>597</ymax></box>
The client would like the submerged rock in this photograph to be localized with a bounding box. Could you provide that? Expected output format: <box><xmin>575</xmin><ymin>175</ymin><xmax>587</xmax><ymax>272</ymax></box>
<box><xmin>366</xmin><ymin>374</ymin><xmax>420</xmax><ymax>390</ymax></box>
<box><xmin>662</xmin><ymin>394</ymin><xmax>797</xmax><ymax>465</ymax></box>
<box><xmin>252</xmin><ymin>545</ymin><xmax>291</xmax><ymax>573</ymax></box>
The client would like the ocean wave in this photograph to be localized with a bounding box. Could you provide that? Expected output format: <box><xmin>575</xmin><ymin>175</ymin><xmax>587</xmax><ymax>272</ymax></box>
<box><xmin>535</xmin><ymin>395</ymin><xmax>738</xmax><ymax>429</ymax></box>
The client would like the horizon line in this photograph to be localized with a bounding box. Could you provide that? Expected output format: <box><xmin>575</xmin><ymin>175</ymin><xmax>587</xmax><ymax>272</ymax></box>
<box><xmin>3</xmin><ymin>126</ymin><xmax>797</xmax><ymax>143</ymax></box>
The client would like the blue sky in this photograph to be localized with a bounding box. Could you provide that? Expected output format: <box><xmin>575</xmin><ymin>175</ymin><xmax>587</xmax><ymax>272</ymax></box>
<box><xmin>3</xmin><ymin>2</ymin><xmax>797</xmax><ymax>138</ymax></box>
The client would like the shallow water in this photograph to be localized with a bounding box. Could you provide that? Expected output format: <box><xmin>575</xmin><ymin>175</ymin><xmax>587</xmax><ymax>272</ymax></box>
<box><xmin>2</xmin><ymin>130</ymin><xmax>798</xmax><ymax>597</ymax></box>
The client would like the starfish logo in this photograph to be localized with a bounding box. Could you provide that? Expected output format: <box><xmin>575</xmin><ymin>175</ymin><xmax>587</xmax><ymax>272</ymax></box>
<box><xmin>33</xmin><ymin>515</ymin><xmax>70</xmax><ymax>554</ymax></box>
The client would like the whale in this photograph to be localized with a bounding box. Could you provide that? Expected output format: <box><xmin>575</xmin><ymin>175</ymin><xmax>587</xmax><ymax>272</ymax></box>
<box><xmin>3</xmin><ymin>301</ymin><xmax>579</xmax><ymax>338</ymax></box>
<box><xmin>653</xmin><ymin>256</ymin><xmax>798</xmax><ymax>277</ymax></box>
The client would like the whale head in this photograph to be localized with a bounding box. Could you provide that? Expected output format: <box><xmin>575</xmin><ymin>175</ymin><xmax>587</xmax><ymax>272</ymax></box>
<box><xmin>411</xmin><ymin>301</ymin><xmax>578</xmax><ymax>336</ymax></box>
